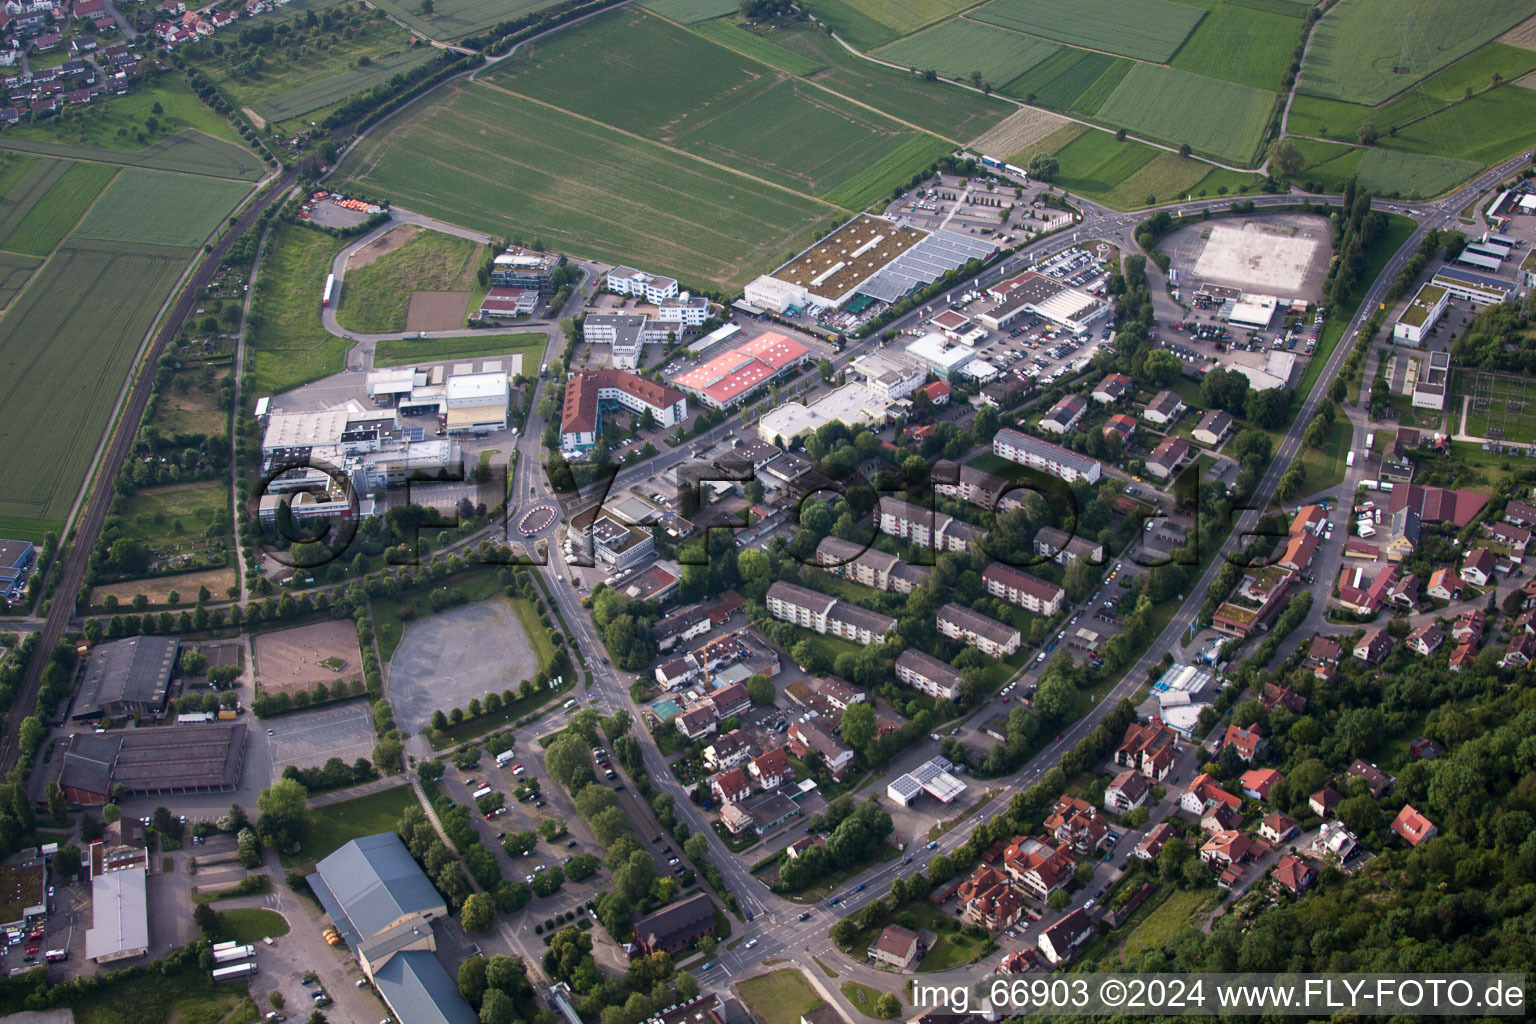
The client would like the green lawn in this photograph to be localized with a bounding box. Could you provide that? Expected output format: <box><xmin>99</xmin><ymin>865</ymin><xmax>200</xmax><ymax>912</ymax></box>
<box><xmin>0</xmin><ymin>162</ymin><xmax>117</xmax><ymax>256</ymax></box>
<box><xmin>737</xmin><ymin>969</ymin><xmax>826</xmax><ymax>1024</ymax></box>
<box><xmin>374</xmin><ymin>333</ymin><xmax>547</xmax><ymax>370</ymax></box>
<box><xmin>246</xmin><ymin>221</ymin><xmax>352</xmax><ymax>394</ymax></box>
<box><xmin>336</xmin><ymin>227</ymin><xmax>486</xmax><ymax>334</ymax></box>
<box><xmin>1297</xmin><ymin>415</ymin><xmax>1351</xmax><ymax>496</ymax></box>
<box><xmin>112</xmin><ymin>482</ymin><xmax>232</xmax><ymax>551</ymax></box>
<box><xmin>214</xmin><ymin>907</ymin><xmax>291</xmax><ymax>943</ymax></box>
<box><xmin>840</xmin><ymin>980</ymin><xmax>889</xmax><ymax>1018</ymax></box>
<box><xmin>73</xmin><ymin>168</ymin><xmax>251</xmax><ymax>248</ymax></box>
<box><xmin>7</xmin><ymin>76</ymin><xmax>248</xmax><ymax>151</ymax></box>
<box><xmin>1297</xmin><ymin>0</ymin><xmax>1536</xmax><ymax>104</ymax></box>
<box><xmin>337</xmin><ymin>81</ymin><xmax>833</xmax><ymax>291</ymax></box>
<box><xmin>1047</xmin><ymin>130</ymin><xmax>1160</xmax><ymax>196</ymax></box>
<box><xmin>284</xmin><ymin>783</ymin><xmax>420</xmax><ymax>867</ymax></box>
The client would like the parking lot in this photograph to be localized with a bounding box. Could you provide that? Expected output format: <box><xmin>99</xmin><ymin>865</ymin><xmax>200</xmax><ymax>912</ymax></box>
<box><xmin>267</xmin><ymin>700</ymin><xmax>377</xmax><ymax>775</ymax></box>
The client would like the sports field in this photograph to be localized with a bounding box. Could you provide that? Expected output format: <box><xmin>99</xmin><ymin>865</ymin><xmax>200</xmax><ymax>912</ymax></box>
<box><xmin>1169</xmin><ymin>2</ymin><xmax>1303</xmax><ymax>90</ymax></box>
<box><xmin>337</xmin><ymin>82</ymin><xmax>834</xmax><ymax>290</ymax></box>
<box><xmin>0</xmin><ymin>252</ymin><xmax>39</xmax><ymax>309</ymax></box>
<box><xmin>336</xmin><ymin>227</ymin><xmax>486</xmax><ymax>334</ymax></box>
<box><xmin>688</xmin><ymin>18</ymin><xmax>826</xmax><ymax>76</ymax></box>
<box><xmin>875</xmin><ymin>17</ymin><xmax>1061</xmax><ymax>87</ymax></box>
<box><xmin>246</xmin><ymin>222</ymin><xmax>352</xmax><ymax>395</ymax></box>
<box><xmin>971</xmin><ymin>0</ymin><xmax>1207</xmax><ymax>63</ymax></box>
<box><xmin>639</xmin><ymin>0</ymin><xmax>736</xmax><ymax>22</ymax></box>
<box><xmin>1096</xmin><ymin>64</ymin><xmax>1276</xmax><ymax>165</ymax></box>
<box><xmin>1001</xmin><ymin>48</ymin><xmax>1133</xmax><ymax>115</ymax></box>
<box><xmin>0</xmin><ymin>240</ymin><xmax>198</xmax><ymax>525</ymax></box>
<box><xmin>772</xmin><ymin>24</ymin><xmax>1011</xmax><ymax>139</ymax></box>
<box><xmin>0</xmin><ymin>162</ymin><xmax>118</xmax><ymax>257</ymax></box>
<box><xmin>73</xmin><ymin>169</ymin><xmax>251</xmax><ymax>247</ymax></box>
<box><xmin>1298</xmin><ymin>0</ymin><xmax>1536</xmax><ymax>105</ymax></box>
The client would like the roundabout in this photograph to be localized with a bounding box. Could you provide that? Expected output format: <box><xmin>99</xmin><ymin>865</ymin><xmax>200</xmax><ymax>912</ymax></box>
<box><xmin>518</xmin><ymin>504</ymin><xmax>557</xmax><ymax>536</ymax></box>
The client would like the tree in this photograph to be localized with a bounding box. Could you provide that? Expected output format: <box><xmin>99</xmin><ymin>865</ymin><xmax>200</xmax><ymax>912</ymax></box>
<box><xmin>874</xmin><ymin>994</ymin><xmax>901</xmax><ymax>1019</ymax></box>
<box><xmin>480</xmin><ymin>989</ymin><xmax>516</xmax><ymax>1024</ymax></box>
<box><xmin>459</xmin><ymin>955</ymin><xmax>489</xmax><ymax>1006</ymax></box>
<box><xmin>1357</xmin><ymin>122</ymin><xmax>1378</xmax><ymax>146</ymax></box>
<box><xmin>745</xmin><ymin>673</ymin><xmax>774</xmax><ymax>706</ymax></box>
<box><xmin>1047</xmin><ymin>888</ymin><xmax>1069</xmax><ymax>910</ymax></box>
<box><xmin>840</xmin><ymin>702</ymin><xmax>876</xmax><ymax>754</ymax></box>
<box><xmin>256</xmin><ymin>777</ymin><xmax>309</xmax><ymax>850</ymax></box>
<box><xmin>684</xmin><ymin>833</ymin><xmax>709</xmax><ymax>861</ymax></box>
<box><xmin>1268</xmin><ymin>138</ymin><xmax>1305</xmax><ymax>177</ymax></box>
<box><xmin>418</xmin><ymin>0</ymin><xmax>432</xmax><ymax>12</ymax></box>
<box><xmin>461</xmin><ymin>892</ymin><xmax>495</xmax><ymax>932</ymax></box>
<box><xmin>1027</xmin><ymin>153</ymin><xmax>1058</xmax><ymax>182</ymax></box>
<box><xmin>1141</xmin><ymin>350</ymin><xmax>1182</xmax><ymax>387</ymax></box>
<box><xmin>1178</xmin><ymin>142</ymin><xmax>1192</xmax><ymax>158</ymax></box>
<box><xmin>193</xmin><ymin>902</ymin><xmax>216</xmax><ymax>934</ymax></box>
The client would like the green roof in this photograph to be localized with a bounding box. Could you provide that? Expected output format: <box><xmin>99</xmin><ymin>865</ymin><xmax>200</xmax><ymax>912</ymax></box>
<box><xmin>1398</xmin><ymin>283</ymin><xmax>1446</xmax><ymax>328</ymax></box>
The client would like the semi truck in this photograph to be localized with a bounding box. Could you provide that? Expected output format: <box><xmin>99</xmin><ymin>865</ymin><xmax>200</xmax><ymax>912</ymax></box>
<box><xmin>211</xmin><ymin>941</ymin><xmax>240</xmax><ymax>953</ymax></box>
<box><xmin>213</xmin><ymin>945</ymin><xmax>256</xmax><ymax>964</ymax></box>
<box><xmin>212</xmin><ymin>963</ymin><xmax>258</xmax><ymax>983</ymax></box>
<box><xmin>322</xmin><ymin>273</ymin><xmax>336</xmax><ymax>308</ymax></box>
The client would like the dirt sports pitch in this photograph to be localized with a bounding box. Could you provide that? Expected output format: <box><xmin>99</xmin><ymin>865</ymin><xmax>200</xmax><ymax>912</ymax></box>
<box><xmin>406</xmin><ymin>291</ymin><xmax>470</xmax><ymax>331</ymax></box>
<box><xmin>252</xmin><ymin>620</ymin><xmax>361</xmax><ymax>695</ymax></box>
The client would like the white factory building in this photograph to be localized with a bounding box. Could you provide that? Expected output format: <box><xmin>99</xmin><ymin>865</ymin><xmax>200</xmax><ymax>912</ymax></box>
<box><xmin>905</xmin><ymin>332</ymin><xmax>975</xmax><ymax>379</ymax></box>
<box><xmin>850</xmin><ymin>350</ymin><xmax>925</xmax><ymax>401</ymax></box>
<box><xmin>757</xmin><ymin>383</ymin><xmax>892</xmax><ymax>446</ymax></box>
<box><xmin>743</xmin><ymin>275</ymin><xmax>810</xmax><ymax>315</ymax></box>
<box><xmin>444</xmin><ymin>371</ymin><xmax>509</xmax><ymax>433</ymax></box>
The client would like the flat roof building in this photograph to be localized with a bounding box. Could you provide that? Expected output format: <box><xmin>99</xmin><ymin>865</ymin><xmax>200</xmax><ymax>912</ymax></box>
<box><xmin>758</xmin><ymin>383</ymin><xmax>892</xmax><ymax>446</ymax></box>
<box><xmin>904</xmin><ymin>332</ymin><xmax>975</xmax><ymax>379</ymax></box>
<box><xmin>84</xmin><ymin>866</ymin><xmax>148</xmax><ymax>963</ymax></box>
<box><xmin>674</xmin><ymin>333</ymin><xmax>810</xmax><ymax>408</ymax></box>
<box><xmin>444</xmin><ymin>371</ymin><xmax>508</xmax><ymax>433</ymax></box>
<box><xmin>562</xmin><ymin>368</ymin><xmax>687</xmax><ymax>453</ymax></box>
<box><xmin>71</xmin><ymin>636</ymin><xmax>179</xmax><ymax>720</ymax></box>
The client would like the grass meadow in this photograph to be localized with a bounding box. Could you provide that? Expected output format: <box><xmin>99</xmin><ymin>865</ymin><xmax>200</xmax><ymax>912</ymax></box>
<box><xmin>1354</xmin><ymin>149</ymin><xmax>1483</xmax><ymax>197</ymax></box>
<box><xmin>0</xmin><ymin>162</ymin><xmax>117</xmax><ymax>256</ymax></box>
<box><xmin>253</xmin><ymin>45</ymin><xmax>438</xmax><ymax>124</ymax></box>
<box><xmin>639</xmin><ymin>0</ymin><xmax>737</xmax><ymax>23</ymax></box>
<box><xmin>1298</xmin><ymin>0</ymin><xmax>1536</xmax><ymax>104</ymax></box>
<box><xmin>799</xmin><ymin>0</ymin><xmax>903</xmax><ymax>48</ymax></box>
<box><xmin>7</xmin><ymin>76</ymin><xmax>247</xmax><ymax>151</ymax></box>
<box><xmin>972</xmin><ymin>0</ymin><xmax>1206</xmax><ymax>63</ymax></box>
<box><xmin>246</xmin><ymin>222</ymin><xmax>352</xmax><ymax>394</ymax></box>
<box><xmin>875</xmin><ymin>16</ymin><xmax>1061</xmax><ymax>88</ymax></box>
<box><xmin>373</xmin><ymin>333</ymin><xmax>546</xmax><ymax>369</ymax></box>
<box><xmin>112</xmin><ymin>482</ymin><xmax>231</xmax><ymax>551</ymax></box>
<box><xmin>73</xmin><ymin>169</ymin><xmax>252</xmax><ymax>247</ymax></box>
<box><xmin>336</xmin><ymin>227</ymin><xmax>486</xmax><ymax>334</ymax></box>
<box><xmin>337</xmin><ymin>82</ymin><xmax>836</xmax><ymax>290</ymax></box>
<box><xmin>0</xmin><ymin>240</ymin><xmax>197</xmax><ymax>527</ymax></box>
<box><xmin>364</xmin><ymin>0</ymin><xmax>555</xmax><ymax>40</ymax></box>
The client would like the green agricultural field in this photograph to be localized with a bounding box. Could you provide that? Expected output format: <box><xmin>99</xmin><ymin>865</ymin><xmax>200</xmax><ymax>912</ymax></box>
<box><xmin>374</xmin><ymin>333</ymin><xmax>546</xmax><ymax>369</ymax></box>
<box><xmin>672</xmin><ymin>76</ymin><xmax>950</xmax><ymax>201</ymax></box>
<box><xmin>1099</xmin><ymin>150</ymin><xmax>1229</xmax><ymax>208</ymax></box>
<box><xmin>336</xmin><ymin>227</ymin><xmax>486</xmax><ymax>334</ymax></box>
<box><xmin>639</xmin><ymin>0</ymin><xmax>737</xmax><ymax>22</ymax></box>
<box><xmin>489</xmin><ymin>8</ymin><xmax>779</xmax><ymax>140</ymax></box>
<box><xmin>875</xmin><ymin>17</ymin><xmax>1062</xmax><ymax>88</ymax></box>
<box><xmin>337</xmin><ymin>82</ymin><xmax>834</xmax><ymax>290</ymax></box>
<box><xmin>0</xmin><ymin>152</ymin><xmax>38</xmax><ymax>199</ymax></box>
<box><xmin>1298</xmin><ymin>0</ymin><xmax>1536</xmax><ymax>105</ymax></box>
<box><xmin>688</xmin><ymin>17</ymin><xmax>826</xmax><ymax>76</ymax></box>
<box><xmin>112</xmin><ymin>482</ymin><xmax>231</xmax><ymax>550</ymax></box>
<box><xmin>0</xmin><ymin>130</ymin><xmax>265</xmax><ymax>181</ymax></box>
<box><xmin>1382</xmin><ymin>84</ymin><xmax>1536</xmax><ymax>167</ymax></box>
<box><xmin>1417</xmin><ymin>42</ymin><xmax>1536</xmax><ymax>102</ymax></box>
<box><xmin>7</xmin><ymin>76</ymin><xmax>248</xmax><ymax>151</ymax></box>
<box><xmin>771</xmin><ymin>24</ymin><xmax>1011</xmax><ymax>139</ymax></box>
<box><xmin>246</xmin><ymin>222</ymin><xmax>352</xmax><ymax>395</ymax></box>
<box><xmin>0</xmin><ymin>157</ymin><xmax>67</xmax><ymax>245</ymax></box>
<box><xmin>0</xmin><ymin>516</ymin><xmax>60</xmax><ymax>544</ymax></box>
<box><xmin>253</xmin><ymin>46</ymin><xmax>437</xmax><ymax>124</ymax></box>
<box><xmin>812</xmin><ymin>0</ymin><xmax>979</xmax><ymax>37</ymax></box>
<box><xmin>972</xmin><ymin>0</ymin><xmax>1207</xmax><ymax>63</ymax></box>
<box><xmin>73</xmin><ymin>169</ymin><xmax>251</xmax><ymax>247</ymax></box>
<box><xmin>1354</xmin><ymin>148</ymin><xmax>1482</xmax><ymax>197</ymax></box>
<box><xmin>0</xmin><ymin>239</ymin><xmax>198</xmax><ymax>526</ymax></box>
<box><xmin>799</xmin><ymin>0</ymin><xmax>903</xmax><ymax>48</ymax></box>
<box><xmin>363</xmin><ymin>0</ymin><xmax>558</xmax><ymax>41</ymax></box>
<box><xmin>0</xmin><ymin>252</ymin><xmax>40</xmax><ymax>309</ymax></box>
<box><xmin>1001</xmin><ymin>48</ymin><xmax>1133</xmax><ymax>116</ymax></box>
<box><xmin>0</xmin><ymin>163</ymin><xmax>118</xmax><ymax>257</ymax></box>
<box><xmin>1169</xmin><ymin>2</ymin><xmax>1303</xmax><ymax>90</ymax></box>
<box><xmin>1040</xmin><ymin>130</ymin><xmax>1158</xmax><ymax>197</ymax></box>
<box><xmin>1096</xmin><ymin>63</ymin><xmax>1277</xmax><ymax>165</ymax></box>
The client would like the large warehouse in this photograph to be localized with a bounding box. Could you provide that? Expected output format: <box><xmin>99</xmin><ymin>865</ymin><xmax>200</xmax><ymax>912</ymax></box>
<box><xmin>672</xmin><ymin>333</ymin><xmax>810</xmax><ymax>409</ymax></box>
<box><xmin>55</xmin><ymin>723</ymin><xmax>248</xmax><ymax>804</ymax></box>
<box><xmin>977</xmin><ymin>271</ymin><xmax>1108</xmax><ymax>333</ymax></box>
<box><xmin>757</xmin><ymin>383</ymin><xmax>892</xmax><ymax>445</ymax></box>
<box><xmin>71</xmin><ymin>636</ymin><xmax>180</xmax><ymax>721</ymax></box>
<box><xmin>443</xmin><ymin>371</ymin><xmax>509</xmax><ymax>434</ymax></box>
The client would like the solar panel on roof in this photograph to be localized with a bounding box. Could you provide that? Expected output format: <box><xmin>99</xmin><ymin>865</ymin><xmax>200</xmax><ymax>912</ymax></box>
<box><xmin>404</xmin><ymin>426</ymin><xmax>424</xmax><ymax>441</ymax></box>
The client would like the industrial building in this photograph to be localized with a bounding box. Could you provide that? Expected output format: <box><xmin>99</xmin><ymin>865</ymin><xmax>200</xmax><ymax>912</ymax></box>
<box><xmin>309</xmin><ymin>833</ymin><xmax>477</xmax><ymax>1024</ymax></box>
<box><xmin>904</xmin><ymin>332</ymin><xmax>975</xmax><ymax>379</ymax></box>
<box><xmin>490</xmin><ymin>247</ymin><xmax>564</xmax><ymax>292</ymax></box>
<box><xmin>672</xmin><ymin>333</ymin><xmax>809</xmax><ymax>409</ymax></box>
<box><xmin>977</xmin><ymin>271</ymin><xmax>1108</xmax><ymax>334</ymax></box>
<box><xmin>54</xmin><ymin>723</ymin><xmax>248</xmax><ymax>804</ymax></box>
<box><xmin>1393</xmin><ymin>282</ymin><xmax>1448</xmax><ymax>345</ymax></box>
<box><xmin>850</xmin><ymin>350</ymin><xmax>925</xmax><ymax>401</ymax></box>
<box><xmin>561</xmin><ymin>368</ymin><xmax>688</xmax><ymax>454</ymax></box>
<box><xmin>71</xmin><ymin>636</ymin><xmax>180</xmax><ymax>721</ymax></box>
<box><xmin>1412</xmin><ymin>351</ymin><xmax>1450</xmax><ymax>411</ymax></box>
<box><xmin>84</xmin><ymin>866</ymin><xmax>148</xmax><ymax>963</ymax></box>
<box><xmin>886</xmin><ymin>756</ymin><xmax>967</xmax><ymax>807</ymax></box>
<box><xmin>475</xmin><ymin>287</ymin><xmax>538</xmax><ymax>319</ymax></box>
<box><xmin>1431</xmin><ymin>266</ymin><xmax>1511</xmax><ymax>305</ymax></box>
<box><xmin>767</xmin><ymin>214</ymin><xmax>926</xmax><ymax>309</ymax></box>
<box><xmin>0</xmin><ymin>538</ymin><xmax>35</xmax><ymax>601</ymax></box>
<box><xmin>444</xmin><ymin>371</ymin><xmax>509</xmax><ymax>434</ymax></box>
<box><xmin>757</xmin><ymin>383</ymin><xmax>891</xmax><ymax>446</ymax></box>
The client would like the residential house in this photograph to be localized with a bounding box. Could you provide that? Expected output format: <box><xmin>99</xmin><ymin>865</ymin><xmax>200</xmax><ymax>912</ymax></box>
<box><xmin>1310</xmin><ymin>821</ymin><xmax>1359</xmax><ymax>865</ymax></box>
<box><xmin>1406</xmin><ymin>622</ymin><xmax>1444</xmax><ymax>657</ymax></box>
<box><xmin>1103</xmin><ymin>413</ymin><xmax>1137</xmax><ymax>442</ymax></box>
<box><xmin>1272</xmin><ymin>854</ymin><xmax>1316</xmax><ymax>895</ymax></box>
<box><xmin>710</xmin><ymin>683</ymin><xmax>751</xmax><ymax>719</ymax></box>
<box><xmin>1336</xmin><ymin>564</ymin><xmax>1398</xmax><ymax>616</ymax></box>
<box><xmin>1221</xmin><ymin>723</ymin><xmax>1267</xmax><ymax>763</ymax></box>
<box><xmin>1146</xmin><ymin>435</ymin><xmax>1193</xmax><ymax>479</ymax></box>
<box><xmin>1200</xmin><ymin>830</ymin><xmax>1254</xmax><ymax>871</ymax></box>
<box><xmin>1114</xmin><ymin>718</ymin><xmax>1178</xmax><ymax>781</ymax></box>
<box><xmin>1309</xmin><ymin>786</ymin><xmax>1342</xmax><ymax>819</ymax></box>
<box><xmin>1037</xmin><ymin>909</ymin><xmax>1094</xmax><ymax>965</ymax></box>
<box><xmin>1192</xmin><ymin>409</ymin><xmax>1234</xmax><ymax>447</ymax></box>
<box><xmin>718</xmin><ymin>801</ymin><xmax>753</xmax><ymax>835</ymax></box>
<box><xmin>868</xmin><ymin>925</ymin><xmax>923</xmax><ymax>970</ymax></box>
<box><xmin>1278</xmin><ymin>530</ymin><xmax>1320</xmax><ymax>574</ymax></box>
<box><xmin>1461</xmin><ymin>547</ymin><xmax>1497</xmax><ymax>587</ymax></box>
<box><xmin>1408</xmin><ymin>738</ymin><xmax>1445</xmax><ymax>761</ymax></box>
<box><xmin>1041</xmin><ymin>394</ymin><xmax>1087</xmax><ymax>434</ymax></box>
<box><xmin>1240</xmin><ymin>768</ymin><xmax>1283</xmax><ymax>802</ymax></box>
<box><xmin>1353</xmin><ymin>628</ymin><xmax>1394</xmax><ymax>664</ymax></box>
<box><xmin>1504</xmin><ymin>499</ymin><xmax>1536</xmax><ymax>528</ymax></box>
<box><xmin>1390</xmin><ymin>805</ymin><xmax>1438</xmax><ymax>847</ymax></box>
<box><xmin>937</xmin><ymin>603</ymin><xmax>1021</xmax><ymax>658</ymax></box>
<box><xmin>703</xmin><ymin>730</ymin><xmax>753</xmax><ymax>772</ymax></box>
<box><xmin>1142</xmin><ymin>390</ymin><xmax>1184</xmax><ymax>425</ymax></box>
<box><xmin>711</xmin><ymin>769</ymin><xmax>751</xmax><ymax>805</ymax></box>
<box><xmin>1044</xmin><ymin>796</ymin><xmax>1110</xmax><ymax>855</ymax></box>
<box><xmin>1261</xmin><ymin>683</ymin><xmax>1306</xmax><ymax>714</ymax></box>
<box><xmin>894</xmin><ymin>648</ymin><xmax>964</xmax><ymax>701</ymax></box>
<box><xmin>787</xmin><ymin>720</ymin><xmax>854</xmax><ymax>780</ymax></box>
<box><xmin>1488</xmin><ymin>521</ymin><xmax>1531</xmax><ymax>553</ymax></box>
<box><xmin>1135</xmin><ymin>823</ymin><xmax>1175</xmax><ymax>860</ymax></box>
<box><xmin>1104</xmin><ymin>770</ymin><xmax>1150</xmax><ymax>813</ymax></box>
<box><xmin>1388</xmin><ymin>573</ymin><xmax>1421</xmax><ymax>612</ymax></box>
<box><xmin>1091</xmin><ymin>373</ymin><xmax>1132</xmax><ymax>404</ymax></box>
<box><xmin>1259</xmin><ymin>812</ymin><xmax>1297</xmax><ymax>844</ymax></box>
<box><xmin>1385</xmin><ymin>507</ymin><xmax>1419</xmax><ymax>562</ymax></box>
<box><xmin>748</xmin><ymin>748</ymin><xmax>790</xmax><ymax>790</ymax></box>
<box><xmin>956</xmin><ymin>865</ymin><xmax>1022</xmax><ymax>931</ymax></box>
<box><xmin>1305</xmin><ymin>636</ymin><xmax>1342</xmax><ymax>676</ymax></box>
<box><xmin>1346</xmin><ymin>760</ymin><xmax>1394</xmax><ymax>798</ymax></box>
<box><xmin>675</xmin><ymin>706</ymin><xmax>718</xmax><ymax>741</ymax></box>
<box><xmin>1451</xmin><ymin>608</ymin><xmax>1485</xmax><ymax>647</ymax></box>
<box><xmin>1002</xmin><ymin>835</ymin><xmax>1076</xmax><ymax>901</ymax></box>
<box><xmin>1501</xmin><ymin>634</ymin><xmax>1536</xmax><ymax>668</ymax></box>
<box><xmin>981</xmin><ymin>563</ymin><xmax>1065</xmax><ymax>616</ymax></box>
<box><xmin>993</xmin><ymin>428</ymin><xmax>1103</xmax><ymax>484</ymax></box>
<box><xmin>1426</xmin><ymin>568</ymin><xmax>1465</xmax><ymax>601</ymax></box>
<box><xmin>1180</xmin><ymin>773</ymin><xmax>1241</xmax><ymax>817</ymax></box>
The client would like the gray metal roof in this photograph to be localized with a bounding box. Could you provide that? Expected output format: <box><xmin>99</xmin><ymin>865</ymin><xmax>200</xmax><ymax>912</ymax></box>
<box><xmin>372</xmin><ymin>950</ymin><xmax>479</xmax><ymax>1024</ymax></box>
<box><xmin>73</xmin><ymin>636</ymin><xmax>179</xmax><ymax>717</ymax></box>
<box><xmin>310</xmin><ymin>833</ymin><xmax>446</xmax><ymax>947</ymax></box>
<box><xmin>84</xmin><ymin>866</ymin><xmax>148</xmax><ymax>960</ymax></box>
<box><xmin>859</xmin><ymin>229</ymin><xmax>997</xmax><ymax>303</ymax></box>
